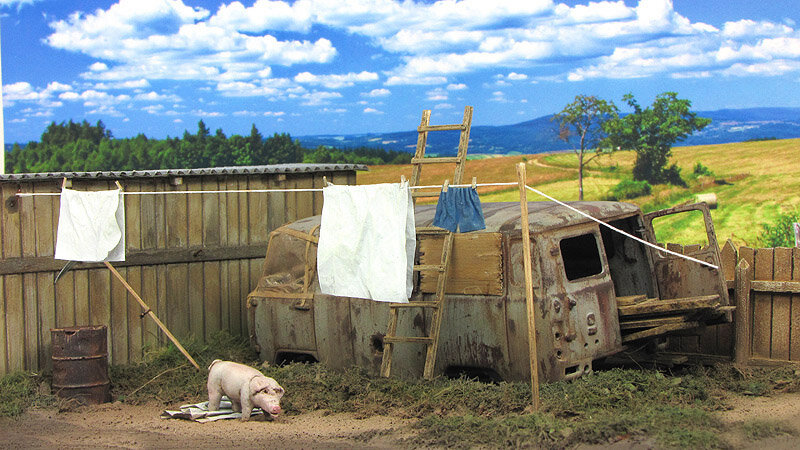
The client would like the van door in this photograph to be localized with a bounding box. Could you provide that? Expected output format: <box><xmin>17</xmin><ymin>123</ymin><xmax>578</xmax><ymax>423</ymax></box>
<box><xmin>642</xmin><ymin>203</ymin><xmax>730</xmax><ymax>306</ymax></box>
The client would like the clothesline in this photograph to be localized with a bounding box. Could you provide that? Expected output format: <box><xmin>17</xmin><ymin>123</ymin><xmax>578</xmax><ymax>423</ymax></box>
<box><xmin>14</xmin><ymin>179</ymin><xmax>718</xmax><ymax>270</ymax></box>
<box><xmin>15</xmin><ymin>182</ymin><xmax>519</xmax><ymax>197</ymax></box>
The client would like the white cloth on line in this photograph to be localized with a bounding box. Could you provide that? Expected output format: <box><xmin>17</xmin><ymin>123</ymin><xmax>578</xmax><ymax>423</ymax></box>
<box><xmin>317</xmin><ymin>181</ymin><xmax>415</xmax><ymax>303</ymax></box>
<box><xmin>55</xmin><ymin>188</ymin><xmax>126</xmax><ymax>262</ymax></box>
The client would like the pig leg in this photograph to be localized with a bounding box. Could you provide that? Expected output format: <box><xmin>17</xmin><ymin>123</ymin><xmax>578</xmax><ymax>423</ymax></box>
<box><xmin>239</xmin><ymin>384</ymin><xmax>253</xmax><ymax>421</ymax></box>
<box><xmin>207</xmin><ymin>382</ymin><xmax>222</xmax><ymax>411</ymax></box>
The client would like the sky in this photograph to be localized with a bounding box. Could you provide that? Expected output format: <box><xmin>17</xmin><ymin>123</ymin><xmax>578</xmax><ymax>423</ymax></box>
<box><xmin>2</xmin><ymin>0</ymin><xmax>800</xmax><ymax>144</ymax></box>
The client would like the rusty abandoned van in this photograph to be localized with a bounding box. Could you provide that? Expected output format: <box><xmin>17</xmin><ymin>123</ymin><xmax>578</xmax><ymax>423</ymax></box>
<box><xmin>247</xmin><ymin>200</ymin><xmax>730</xmax><ymax>383</ymax></box>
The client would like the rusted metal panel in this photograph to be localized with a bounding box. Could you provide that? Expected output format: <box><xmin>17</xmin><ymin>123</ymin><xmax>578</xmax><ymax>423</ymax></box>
<box><xmin>51</xmin><ymin>325</ymin><xmax>110</xmax><ymax>405</ymax></box>
<box><xmin>643</xmin><ymin>203</ymin><xmax>730</xmax><ymax>306</ymax></box>
<box><xmin>419</xmin><ymin>233</ymin><xmax>503</xmax><ymax>295</ymax></box>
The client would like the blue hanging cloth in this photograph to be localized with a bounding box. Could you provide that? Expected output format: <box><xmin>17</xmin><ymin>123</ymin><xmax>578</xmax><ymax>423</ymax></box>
<box><xmin>432</xmin><ymin>187</ymin><xmax>486</xmax><ymax>233</ymax></box>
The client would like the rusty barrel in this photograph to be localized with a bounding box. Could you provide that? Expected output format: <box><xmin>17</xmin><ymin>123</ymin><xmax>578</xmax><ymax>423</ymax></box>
<box><xmin>51</xmin><ymin>325</ymin><xmax>111</xmax><ymax>404</ymax></box>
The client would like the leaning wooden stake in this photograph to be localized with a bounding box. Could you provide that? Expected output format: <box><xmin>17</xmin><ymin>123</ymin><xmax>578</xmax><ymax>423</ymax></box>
<box><xmin>104</xmin><ymin>261</ymin><xmax>200</xmax><ymax>370</ymax></box>
<box><xmin>516</xmin><ymin>162</ymin><xmax>540</xmax><ymax>410</ymax></box>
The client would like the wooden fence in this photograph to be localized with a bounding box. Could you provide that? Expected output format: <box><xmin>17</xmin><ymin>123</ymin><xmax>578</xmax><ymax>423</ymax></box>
<box><xmin>667</xmin><ymin>241</ymin><xmax>800</xmax><ymax>366</ymax></box>
<box><xmin>0</xmin><ymin>165</ymin><xmax>361</xmax><ymax>375</ymax></box>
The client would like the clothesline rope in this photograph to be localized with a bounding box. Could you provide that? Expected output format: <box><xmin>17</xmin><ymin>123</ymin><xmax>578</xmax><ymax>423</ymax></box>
<box><xmin>15</xmin><ymin>181</ymin><xmax>520</xmax><ymax>197</ymax></box>
<box><xmin>13</xmin><ymin>179</ymin><xmax>719</xmax><ymax>270</ymax></box>
<box><xmin>523</xmin><ymin>184</ymin><xmax>719</xmax><ymax>270</ymax></box>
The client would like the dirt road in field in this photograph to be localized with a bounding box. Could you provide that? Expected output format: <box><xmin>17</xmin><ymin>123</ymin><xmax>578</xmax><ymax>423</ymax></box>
<box><xmin>3</xmin><ymin>391</ymin><xmax>800</xmax><ymax>449</ymax></box>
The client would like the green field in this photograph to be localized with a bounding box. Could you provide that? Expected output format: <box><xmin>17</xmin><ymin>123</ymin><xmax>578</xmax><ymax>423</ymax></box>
<box><xmin>358</xmin><ymin>138</ymin><xmax>800</xmax><ymax>247</ymax></box>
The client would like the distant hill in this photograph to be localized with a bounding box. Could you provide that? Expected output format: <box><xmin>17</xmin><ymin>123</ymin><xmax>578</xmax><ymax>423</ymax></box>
<box><xmin>298</xmin><ymin>107</ymin><xmax>800</xmax><ymax>156</ymax></box>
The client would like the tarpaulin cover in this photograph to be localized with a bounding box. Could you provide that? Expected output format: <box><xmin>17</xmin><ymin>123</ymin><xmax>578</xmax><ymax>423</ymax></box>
<box><xmin>317</xmin><ymin>182</ymin><xmax>414</xmax><ymax>302</ymax></box>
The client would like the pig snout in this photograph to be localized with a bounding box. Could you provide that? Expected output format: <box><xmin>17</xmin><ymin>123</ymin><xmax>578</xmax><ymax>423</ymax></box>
<box><xmin>253</xmin><ymin>391</ymin><xmax>282</xmax><ymax>416</ymax></box>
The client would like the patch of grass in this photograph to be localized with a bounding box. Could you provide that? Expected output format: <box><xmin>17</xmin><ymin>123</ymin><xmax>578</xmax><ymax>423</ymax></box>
<box><xmin>742</xmin><ymin>419</ymin><xmax>796</xmax><ymax>440</ymax></box>
<box><xmin>110</xmin><ymin>331</ymin><xmax>259</xmax><ymax>405</ymax></box>
<box><xmin>0</xmin><ymin>371</ymin><xmax>57</xmax><ymax>417</ymax></box>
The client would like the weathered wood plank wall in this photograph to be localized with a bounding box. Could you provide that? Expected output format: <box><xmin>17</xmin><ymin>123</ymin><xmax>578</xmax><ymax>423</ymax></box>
<box><xmin>0</xmin><ymin>167</ymin><xmax>357</xmax><ymax>375</ymax></box>
<box><xmin>669</xmin><ymin>241</ymin><xmax>800</xmax><ymax>365</ymax></box>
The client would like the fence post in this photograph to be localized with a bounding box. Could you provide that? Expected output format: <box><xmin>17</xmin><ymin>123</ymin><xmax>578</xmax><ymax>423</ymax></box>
<box><xmin>734</xmin><ymin>258</ymin><xmax>752</xmax><ymax>365</ymax></box>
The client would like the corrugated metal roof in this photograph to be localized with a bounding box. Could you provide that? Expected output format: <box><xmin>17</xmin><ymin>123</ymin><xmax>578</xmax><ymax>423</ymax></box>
<box><xmin>0</xmin><ymin>163</ymin><xmax>368</xmax><ymax>182</ymax></box>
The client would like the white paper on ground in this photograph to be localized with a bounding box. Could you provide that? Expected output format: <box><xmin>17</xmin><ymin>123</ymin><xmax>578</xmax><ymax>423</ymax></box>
<box><xmin>55</xmin><ymin>188</ymin><xmax>126</xmax><ymax>262</ymax></box>
<box><xmin>317</xmin><ymin>182</ymin><xmax>415</xmax><ymax>303</ymax></box>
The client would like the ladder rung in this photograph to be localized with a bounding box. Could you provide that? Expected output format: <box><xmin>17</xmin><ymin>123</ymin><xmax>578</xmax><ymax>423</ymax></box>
<box><xmin>414</xmin><ymin>264</ymin><xmax>445</xmax><ymax>272</ymax></box>
<box><xmin>415</xmin><ymin>227</ymin><xmax>448</xmax><ymax>235</ymax></box>
<box><xmin>411</xmin><ymin>157</ymin><xmax>462</xmax><ymax>164</ymax></box>
<box><xmin>384</xmin><ymin>336</ymin><xmax>434</xmax><ymax>344</ymax></box>
<box><xmin>418</xmin><ymin>124</ymin><xmax>466</xmax><ymax>132</ymax></box>
<box><xmin>390</xmin><ymin>301</ymin><xmax>440</xmax><ymax>309</ymax></box>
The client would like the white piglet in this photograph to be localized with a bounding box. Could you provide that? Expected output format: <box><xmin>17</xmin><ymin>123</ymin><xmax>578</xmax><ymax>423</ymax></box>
<box><xmin>207</xmin><ymin>359</ymin><xmax>284</xmax><ymax>421</ymax></box>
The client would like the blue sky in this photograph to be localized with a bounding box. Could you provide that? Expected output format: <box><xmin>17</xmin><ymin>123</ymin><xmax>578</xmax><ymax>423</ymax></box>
<box><xmin>2</xmin><ymin>0</ymin><xmax>800</xmax><ymax>144</ymax></box>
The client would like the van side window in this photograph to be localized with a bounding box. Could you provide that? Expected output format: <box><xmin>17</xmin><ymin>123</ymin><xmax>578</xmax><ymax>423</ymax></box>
<box><xmin>560</xmin><ymin>233</ymin><xmax>603</xmax><ymax>281</ymax></box>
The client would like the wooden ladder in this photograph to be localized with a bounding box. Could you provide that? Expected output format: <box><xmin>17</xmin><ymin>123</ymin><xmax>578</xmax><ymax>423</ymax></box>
<box><xmin>380</xmin><ymin>105</ymin><xmax>473</xmax><ymax>380</ymax></box>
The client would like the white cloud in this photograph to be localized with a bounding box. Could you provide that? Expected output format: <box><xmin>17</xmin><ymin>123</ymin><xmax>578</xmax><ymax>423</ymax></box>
<box><xmin>134</xmin><ymin>91</ymin><xmax>181</xmax><ymax>102</ymax></box>
<box><xmin>294</xmin><ymin>71</ymin><xmax>378</xmax><ymax>88</ymax></box>
<box><xmin>426</xmin><ymin>87</ymin><xmax>448</xmax><ymax>101</ymax></box>
<box><xmin>22</xmin><ymin>0</ymin><xmax>800</xmax><ymax>110</ymax></box>
<box><xmin>47</xmin><ymin>0</ymin><xmax>336</xmax><ymax>86</ymax></box>
<box><xmin>0</xmin><ymin>0</ymin><xmax>40</xmax><ymax>7</ymax></box>
<box><xmin>89</xmin><ymin>62</ymin><xmax>109</xmax><ymax>72</ymax></box>
<box><xmin>191</xmin><ymin>109</ymin><xmax>224</xmax><ymax>117</ymax></box>
<box><xmin>58</xmin><ymin>89</ymin><xmax>131</xmax><ymax>106</ymax></box>
<box><xmin>363</xmin><ymin>88</ymin><xmax>391</xmax><ymax>97</ymax></box>
<box><xmin>300</xmin><ymin>90</ymin><xmax>343</xmax><ymax>105</ymax></box>
<box><xmin>363</xmin><ymin>107</ymin><xmax>382</xmax><ymax>114</ymax></box>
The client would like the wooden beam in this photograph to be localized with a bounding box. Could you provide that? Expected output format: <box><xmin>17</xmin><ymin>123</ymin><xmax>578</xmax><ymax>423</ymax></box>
<box><xmin>0</xmin><ymin>244</ymin><xmax>268</xmax><ymax>276</ymax></box>
<box><xmin>734</xmin><ymin>258</ymin><xmax>753</xmax><ymax>365</ymax></box>
<box><xmin>751</xmin><ymin>280</ymin><xmax>800</xmax><ymax>294</ymax></box>
<box><xmin>617</xmin><ymin>295</ymin><xmax>719</xmax><ymax>317</ymax></box>
<box><xmin>622</xmin><ymin>321</ymin><xmax>700</xmax><ymax>343</ymax></box>
<box><xmin>517</xmin><ymin>162</ymin><xmax>540</xmax><ymax>411</ymax></box>
<box><xmin>105</xmin><ymin>261</ymin><xmax>200</xmax><ymax>370</ymax></box>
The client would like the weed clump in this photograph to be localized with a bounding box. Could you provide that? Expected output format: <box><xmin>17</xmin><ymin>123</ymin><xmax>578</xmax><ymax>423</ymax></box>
<box><xmin>0</xmin><ymin>372</ymin><xmax>57</xmax><ymax>417</ymax></box>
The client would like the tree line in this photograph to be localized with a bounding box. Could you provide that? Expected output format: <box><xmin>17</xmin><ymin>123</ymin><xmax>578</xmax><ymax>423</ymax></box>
<box><xmin>6</xmin><ymin>120</ymin><xmax>411</xmax><ymax>173</ymax></box>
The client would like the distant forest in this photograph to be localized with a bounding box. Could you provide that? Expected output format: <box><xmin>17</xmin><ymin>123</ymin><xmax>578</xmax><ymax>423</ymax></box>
<box><xmin>6</xmin><ymin>120</ymin><xmax>412</xmax><ymax>173</ymax></box>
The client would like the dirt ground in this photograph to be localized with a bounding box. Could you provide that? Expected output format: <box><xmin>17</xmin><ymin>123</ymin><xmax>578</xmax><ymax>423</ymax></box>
<box><xmin>3</xmin><ymin>392</ymin><xmax>800</xmax><ymax>449</ymax></box>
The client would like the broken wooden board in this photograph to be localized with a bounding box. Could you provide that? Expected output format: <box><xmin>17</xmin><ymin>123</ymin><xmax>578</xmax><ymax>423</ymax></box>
<box><xmin>622</xmin><ymin>321</ymin><xmax>701</xmax><ymax>343</ymax></box>
<box><xmin>418</xmin><ymin>232</ymin><xmax>502</xmax><ymax>296</ymax></box>
<box><xmin>616</xmin><ymin>294</ymin><xmax>648</xmax><ymax>307</ymax></box>
<box><xmin>617</xmin><ymin>295</ymin><xmax>719</xmax><ymax>317</ymax></box>
<box><xmin>619</xmin><ymin>315</ymin><xmax>689</xmax><ymax>330</ymax></box>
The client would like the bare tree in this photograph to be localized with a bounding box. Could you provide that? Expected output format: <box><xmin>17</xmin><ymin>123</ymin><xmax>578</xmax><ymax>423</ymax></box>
<box><xmin>553</xmin><ymin>95</ymin><xmax>618</xmax><ymax>200</ymax></box>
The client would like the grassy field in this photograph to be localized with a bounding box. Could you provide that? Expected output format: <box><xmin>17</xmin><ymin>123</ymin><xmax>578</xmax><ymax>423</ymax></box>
<box><xmin>358</xmin><ymin>138</ymin><xmax>800</xmax><ymax>247</ymax></box>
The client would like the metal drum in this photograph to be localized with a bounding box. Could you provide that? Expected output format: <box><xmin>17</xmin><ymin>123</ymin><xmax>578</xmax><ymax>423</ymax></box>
<box><xmin>51</xmin><ymin>325</ymin><xmax>111</xmax><ymax>404</ymax></box>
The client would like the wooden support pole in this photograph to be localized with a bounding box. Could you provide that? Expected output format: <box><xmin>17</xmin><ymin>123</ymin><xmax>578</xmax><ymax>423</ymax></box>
<box><xmin>734</xmin><ymin>258</ymin><xmax>752</xmax><ymax>365</ymax></box>
<box><xmin>516</xmin><ymin>162</ymin><xmax>540</xmax><ymax>410</ymax></box>
<box><xmin>104</xmin><ymin>261</ymin><xmax>200</xmax><ymax>370</ymax></box>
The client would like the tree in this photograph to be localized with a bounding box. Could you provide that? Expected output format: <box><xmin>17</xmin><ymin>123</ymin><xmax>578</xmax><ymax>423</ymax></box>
<box><xmin>604</xmin><ymin>92</ymin><xmax>711</xmax><ymax>184</ymax></box>
<box><xmin>553</xmin><ymin>95</ymin><xmax>618</xmax><ymax>200</ymax></box>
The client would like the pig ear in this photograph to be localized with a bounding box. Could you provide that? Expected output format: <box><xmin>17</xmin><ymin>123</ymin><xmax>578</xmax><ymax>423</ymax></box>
<box><xmin>250</xmin><ymin>377</ymin><xmax>270</xmax><ymax>395</ymax></box>
<box><xmin>274</xmin><ymin>386</ymin><xmax>284</xmax><ymax>396</ymax></box>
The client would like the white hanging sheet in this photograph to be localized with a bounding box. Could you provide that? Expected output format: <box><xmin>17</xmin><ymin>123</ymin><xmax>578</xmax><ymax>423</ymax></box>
<box><xmin>317</xmin><ymin>182</ymin><xmax>415</xmax><ymax>303</ymax></box>
<box><xmin>55</xmin><ymin>188</ymin><xmax>126</xmax><ymax>262</ymax></box>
